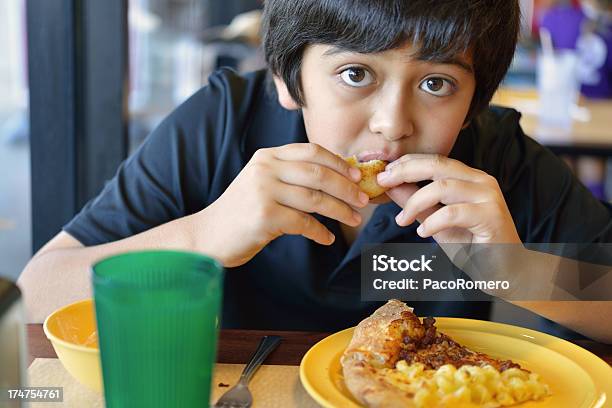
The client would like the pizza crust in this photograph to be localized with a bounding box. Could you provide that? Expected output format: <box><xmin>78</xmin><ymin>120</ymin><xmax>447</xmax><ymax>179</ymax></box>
<box><xmin>341</xmin><ymin>356</ymin><xmax>415</xmax><ymax>408</ymax></box>
<box><xmin>341</xmin><ymin>300</ymin><xmax>420</xmax><ymax>407</ymax></box>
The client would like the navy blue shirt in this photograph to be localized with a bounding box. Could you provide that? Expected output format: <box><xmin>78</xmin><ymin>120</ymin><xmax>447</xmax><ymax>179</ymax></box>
<box><xmin>64</xmin><ymin>68</ymin><xmax>612</xmax><ymax>331</ymax></box>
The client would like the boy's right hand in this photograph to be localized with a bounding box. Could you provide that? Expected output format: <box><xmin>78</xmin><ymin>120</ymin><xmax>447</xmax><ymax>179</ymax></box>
<box><xmin>196</xmin><ymin>143</ymin><xmax>369</xmax><ymax>267</ymax></box>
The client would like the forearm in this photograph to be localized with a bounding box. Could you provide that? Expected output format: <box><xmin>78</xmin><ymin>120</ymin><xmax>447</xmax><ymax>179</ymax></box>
<box><xmin>512</xmin><ymin>301</ymin><xmax>612</xmax><ymax>344</ymax></box>
<box><xmin>18</xmin><ymin>211</ymin><xmax>213</xmax><ymax>323</ymax></box>
<box><xmin>446</xmin><ymin>246</ymin><xmax>612</xmax><ymax>343</ymax></box>
<box><xmin>508</xmin><ymin>251</ymin><xmax>612</xmax><ymax>343</ymax></box>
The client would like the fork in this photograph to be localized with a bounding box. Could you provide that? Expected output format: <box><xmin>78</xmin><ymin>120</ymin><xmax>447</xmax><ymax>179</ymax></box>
<box><xmin>213</xmin><ymin>335</ymin><xmax>282</xmax><ymax>408</ymax></box>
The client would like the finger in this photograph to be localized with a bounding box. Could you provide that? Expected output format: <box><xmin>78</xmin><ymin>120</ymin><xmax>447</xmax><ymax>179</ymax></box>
<box><xmin>386</xmin><ymin>183</ymin><xmax>431</xmax><ymax>227</ymax></box>
<box><xmin>385</xmin><ymin>183</ymin><xmax>419</xmax><ymax>208</ymax></box>
<box><xmin>274</xmin><ymin>183</ymin><xmax>362</xmax><ymax>227</ymax></box>
<box><xmin>277</xmin><ymin>160</ymin><xmax>369</xmax><ymax>208</ymax></box>
<box><xmin>273</xmin><ymin>143</ymin><xmax>362</xmax><ymax>183</ymax></box>
<box><xmin>397</xmin><ymin>179</ymin><xmax>495</xmax><ymax>225</ymax></box>
<box><xmin>385</xmin><ymin>153</ymin><xmax>454</xmax><ymax>170</ymax></box>
<box><xmin>377</xmin><ymin>154</ymin><xmax>490</xmax><ymax>187</ymax></box>
<box><xmin>275</xmin><ymin>204</ymin><xmax>336</xmax><ymax>245</ymax></box>
<box><xmin>416</xmin><ymin>203</ymin><xmax>482</xmax><ymax>238</ymax></box>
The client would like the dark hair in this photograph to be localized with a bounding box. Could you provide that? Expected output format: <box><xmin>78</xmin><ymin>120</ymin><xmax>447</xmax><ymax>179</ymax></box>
<box><xmin>262</xmin><ymin>0</ymin><xmax>520</xmax><ymax>122</ymax></box>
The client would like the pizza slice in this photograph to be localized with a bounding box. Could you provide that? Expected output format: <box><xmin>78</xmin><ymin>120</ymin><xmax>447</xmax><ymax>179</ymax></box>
<box><xmin>341</xmin><ymin>300</ymin><xmax>550</xmax><ymax>407</ymax></box>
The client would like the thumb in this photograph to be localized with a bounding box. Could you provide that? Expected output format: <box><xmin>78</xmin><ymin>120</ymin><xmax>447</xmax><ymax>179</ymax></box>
<box><xmin>385</xmin><ymin>183</ymin><xmax>419</xmax><ymax>208</ymax></box>
<box><xmin>387</xmin><ymin>183</ymin><xmax>442</xmax><ymax>226</ymax></box>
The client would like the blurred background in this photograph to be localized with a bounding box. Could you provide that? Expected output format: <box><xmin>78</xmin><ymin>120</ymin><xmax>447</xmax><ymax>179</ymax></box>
<box><xmin>0</xmin><ymin>0</ymin><xmax>610</xmax><ymax>329</ymax></box>
<box><xmin>0</xmin><ymin>0</ymin><xmax>265</xmax><ymax>281</ymax></box>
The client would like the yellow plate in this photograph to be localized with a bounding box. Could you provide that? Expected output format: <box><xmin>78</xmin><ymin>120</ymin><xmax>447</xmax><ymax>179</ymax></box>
<box><xmin>299</xmin><ymin>318</ymin><xmax>612</xmax><ymax>408</ymax></box>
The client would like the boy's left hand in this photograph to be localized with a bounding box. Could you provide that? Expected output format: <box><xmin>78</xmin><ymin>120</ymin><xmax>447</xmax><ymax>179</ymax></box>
<box><xmin>377</xmin><ymin>154</ymin><xmax>521</xmax><ymax>244</ymax></box>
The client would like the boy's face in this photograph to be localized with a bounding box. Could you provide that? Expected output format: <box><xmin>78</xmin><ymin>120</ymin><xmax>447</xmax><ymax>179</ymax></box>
<box><xmin>274</xmin><ymin>41</ymin><xmax>476</xmax><ymax>178</ymax></box>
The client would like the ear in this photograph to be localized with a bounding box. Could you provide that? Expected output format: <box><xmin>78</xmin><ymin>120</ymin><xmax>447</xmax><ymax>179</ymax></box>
<box><xmin>272</xmin><ymin>75</ymin><xmax>300</xmax><ymax>110</ymax></box>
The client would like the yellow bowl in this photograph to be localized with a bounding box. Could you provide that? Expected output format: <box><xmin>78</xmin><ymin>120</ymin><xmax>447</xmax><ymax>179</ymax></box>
<box><xmin>43</xmin><ymin>298</ymin><xmax>102</xmax><ymax>392</ymax></box>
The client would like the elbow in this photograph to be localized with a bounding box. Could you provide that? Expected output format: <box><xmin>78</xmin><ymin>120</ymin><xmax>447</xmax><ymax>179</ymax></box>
<box><xmin>16</xmin><ymin>255</ymin><xmax>48</xmax><ymax>323</ymax></box>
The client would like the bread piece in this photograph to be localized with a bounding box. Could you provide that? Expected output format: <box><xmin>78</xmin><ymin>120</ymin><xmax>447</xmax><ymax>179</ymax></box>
<box><xmin>344</xmin><ymin>155</ymin><xmax>389</xmax><ymax>199</ymax></box>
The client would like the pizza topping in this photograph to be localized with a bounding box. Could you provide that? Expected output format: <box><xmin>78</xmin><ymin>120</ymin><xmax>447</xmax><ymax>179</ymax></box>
<box><xmin>397</xmin><ymin>316</ymin><xmax>522</xmax><ymax>372</ymax></box>
<box><xmin>342</xmin><ymin>300</ymin><xmax>551</xmax><ymax>408</ymax></box>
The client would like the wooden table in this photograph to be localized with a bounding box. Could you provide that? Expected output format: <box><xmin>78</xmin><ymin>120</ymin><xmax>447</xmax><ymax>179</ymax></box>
<box><xmin>27</xmin><ymin>324</ymin><xmax>612</xmax><ymax>367</ymax></box>
<box><xmin>27</xmin><ymin>324</ymin><xmax>330</xmax><ymax>367</ymax></box>
<box><xmin>491</xmin><ymin>88</ymin><xmax>612</xmax><ymax>157</ymax></box>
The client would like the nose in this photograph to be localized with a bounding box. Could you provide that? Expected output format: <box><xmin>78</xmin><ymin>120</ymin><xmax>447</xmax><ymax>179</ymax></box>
<box><xmin>368</xmin><ymin>88</ymin><xmax>415</xmax><ymax>141</ymax></box>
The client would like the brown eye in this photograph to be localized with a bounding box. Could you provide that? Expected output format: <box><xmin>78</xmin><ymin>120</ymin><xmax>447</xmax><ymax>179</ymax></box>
<box><xmin>348</xmin><ymin>68</ymin><xmax>365</xmax><ymax>82</ymax></box>
<box><xmin>419</xmin><ymin>77</ymin><xmax>455</xmax><ymax>96</ymax></box>
<box><xmin>426</xmin><ymin>78</ymin><xmax>443</xmax><ymax>92</ymax></box>
<box><xmin>340</xmin><ymin>67</ymin><xmax>373</xmax><ymax>87</ymax></box>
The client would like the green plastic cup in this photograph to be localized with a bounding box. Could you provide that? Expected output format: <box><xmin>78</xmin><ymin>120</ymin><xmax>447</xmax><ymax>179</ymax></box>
<box><xmin>92</xmin><ymin>250</ymin><xmax>223</xmax><ymax>408</ymax></box>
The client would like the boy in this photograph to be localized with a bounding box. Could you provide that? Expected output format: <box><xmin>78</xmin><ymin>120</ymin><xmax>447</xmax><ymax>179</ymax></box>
<box><xmin>19</xmin><ymin>0</ymin><xmax>612</xmax><ymax>342</ymax></box>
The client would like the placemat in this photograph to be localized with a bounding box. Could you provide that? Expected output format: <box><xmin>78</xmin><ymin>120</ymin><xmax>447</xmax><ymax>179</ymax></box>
<box><xmin>27</xmin><ymin>359</ymin><xmax>320</xmax><ymax>407</ymax></box>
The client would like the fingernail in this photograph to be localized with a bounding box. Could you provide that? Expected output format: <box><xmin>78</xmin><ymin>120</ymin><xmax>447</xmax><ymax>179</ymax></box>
<box><xmin>349</xmin><ymin>167</ymin><xmax>361</xmax><ymax>182</ymax></box>
<box><xmin>395</xmin><ymin>211</ymin><xmax>405</xmax><ymax>225</ymax></box>
<box><xmin>328</xmin><ymin>232</ymin><xmax>335</xmax><ymax>243</ymax></box>
<box><xmin>386</xmin><ymin>160</ymin><xmax>401</xmax><ymax>170</ymax></box>
<box><xmin>358</xmin><ymin>192</ymin><xmax>369</xmax><ymax>205</ymax></box>
<box><xmin>377</xmin><ymin>171</ymin><xmax>389</xmax><ymax>182</ymax></box>
<box><xmin>417</xmin><ymin>224</ymin><xmax>425</xmax><ymax>236</ymax></box>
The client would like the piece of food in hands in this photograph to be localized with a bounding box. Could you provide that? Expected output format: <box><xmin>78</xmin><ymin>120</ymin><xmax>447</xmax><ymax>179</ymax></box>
<box><xmin>341</xmin><ymin>300</ymin><xmax>550</xmax><ymax>407</ymax></box>
<box><xmin>344</xmin><ymin>155</ymin><xmax>389</xmax><ymax>199</ymax></box>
